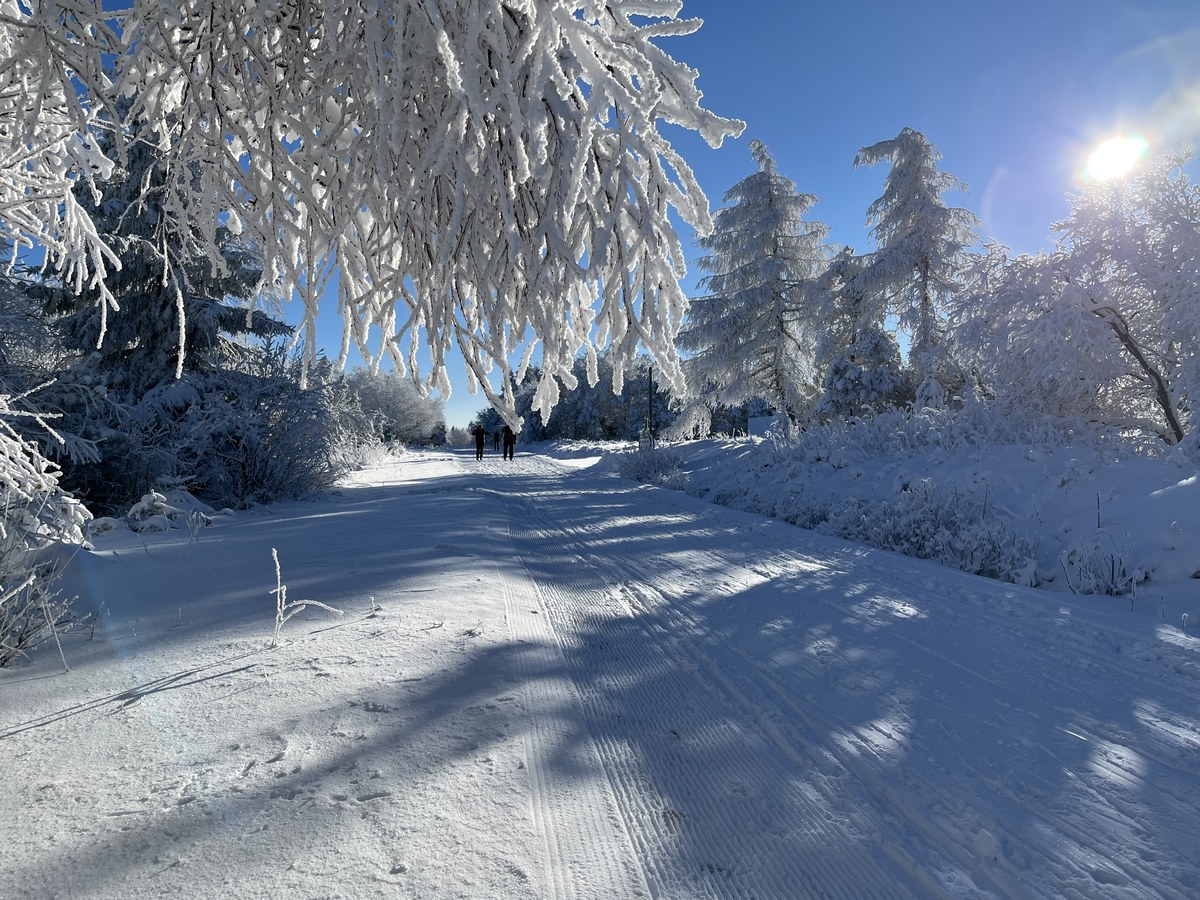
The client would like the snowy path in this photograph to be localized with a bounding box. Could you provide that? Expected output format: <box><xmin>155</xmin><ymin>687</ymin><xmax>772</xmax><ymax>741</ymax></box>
<box><xmin>3</xmin><ymin>448</ymin><xmax>1199</xmax><ymax>898</ymax></box>
<box><xmin>475</xmin><ymin>452</ymin><xmax>1200</xmax><ymax>898</ymax></box>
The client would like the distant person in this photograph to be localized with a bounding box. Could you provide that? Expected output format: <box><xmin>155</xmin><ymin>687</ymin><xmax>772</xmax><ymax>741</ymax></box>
<box><xmin>502</xmin><ymin>425</ymin><xmax>516</xmax><ymax>461</ymax></box>
<box><xmin>473</xmin><ymin>425</ymin><xmax>486</xmax><ymax>461</ymax></box>
<box><xmin>493</xmin><ymin>430</ymin><xmax>501</xmax><ymax>452</ymax></box>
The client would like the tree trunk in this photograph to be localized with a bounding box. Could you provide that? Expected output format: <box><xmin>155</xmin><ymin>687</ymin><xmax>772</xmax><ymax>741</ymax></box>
<box><xmin>1094</xmin><ymin>306</ymin><xmax>1185</xmax><ymax>443</ymax></box>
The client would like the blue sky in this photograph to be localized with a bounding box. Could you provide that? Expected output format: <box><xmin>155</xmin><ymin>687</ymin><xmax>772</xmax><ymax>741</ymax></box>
<box><xmin>300</xmin><ymin>1</ymin><xmax>1200</xmax><ymax>428</ymax></box>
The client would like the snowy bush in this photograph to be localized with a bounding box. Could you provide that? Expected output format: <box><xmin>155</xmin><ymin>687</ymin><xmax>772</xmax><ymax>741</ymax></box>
<box><xmin>1059</xmin><ymin>532</ymin><xmax>1140</xmax><ymax>597</ymax></box>
<box><xmin>44</xmin><ymin>349</ymin><xmax>362</xmax><ymax>514</ymax></box>
<box><xmin>673</xmin><ymin>405</ymin><xmax>1149</xmax><ymax>590</ymax></box>
<box><xmin>343</xmin><ymin>369</ymin><xmax>444</xmax><ymax>445</ymax></box>
<box><xmin>617</xmin><ymin>447</ymin><xmax>688</xmax><ymax>491</ymax></box>
<box><xmin>819</xmin><ymin>483</ymin><xmax>1039</xmax><ymax>585</ymax></box>
<box><xmin>0</xmin><ymin>401</ymin><xmax>90</xmax><ymax>667</ymax></box>
<box><xmin>184</xmin><ymin>374</ymin><xmax>352</xmax><ymax>506</ymax></box>
<box><xmin>796</xmin><ymin>402</ymin><xmax>1138</xmax><ymax>469</ymax></box>
<box><xmin>125</xmin><ymin>490</ymin><xmax>213</xmax><ymax>533</ymax></box>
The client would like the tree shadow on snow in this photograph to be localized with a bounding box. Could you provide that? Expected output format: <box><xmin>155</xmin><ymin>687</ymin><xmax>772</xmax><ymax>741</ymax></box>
<box><xmin>9</xmin><ymin>457</ymin><xmax>1200</xmax><ymax>897</ymax></box>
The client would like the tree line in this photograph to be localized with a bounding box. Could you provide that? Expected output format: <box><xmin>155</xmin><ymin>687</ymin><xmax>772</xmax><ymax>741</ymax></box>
<box><xmin>685</xmin><ymin>130</ymin><xmax>1199</xmax><ymax>448</ymax></box>
<box><xmin>474</xmin><ymin>129</ymin><xmax>1199</xmax><ymax>449</ymax></box>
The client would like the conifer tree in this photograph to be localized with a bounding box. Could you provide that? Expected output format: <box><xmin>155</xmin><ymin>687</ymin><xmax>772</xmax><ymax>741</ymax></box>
<box><xmin>677</xmin><ymin>140</ymin><xmax>829</xmax><ymax>432</ymax></box>
<box><xmin>854</xmin><ymin>128</ymin><xmax>978</xmax><ymax>407</ymax></box>
<box><xmin>814</xmin><ymin>247</ymin><xmax>907</xmax><ymax>417</ymax></box>
<box><xmin>53</xmin><ymin>120</ymin><xmax>291</xmax><ymax>397</ymax></box>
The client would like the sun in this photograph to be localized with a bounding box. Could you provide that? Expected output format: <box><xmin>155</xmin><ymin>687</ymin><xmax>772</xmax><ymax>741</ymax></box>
<box><xmin>1086</xmin><ymin>134</ymin><xmax>1149</xmax><ymax>180</ymax></box>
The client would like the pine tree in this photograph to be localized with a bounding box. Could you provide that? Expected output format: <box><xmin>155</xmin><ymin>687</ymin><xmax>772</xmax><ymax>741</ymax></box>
<box><xmin>678</xmin><ymin>140</ymin><xmax>829</xmax><ymax>432</ymax></box>
<box><xmin>54</xmin><ymin>120</ymin><xmax>291</xmax><ymax>397</ymax></box>
<box><xmin>813</xmin><ymin>246</ymin><xmax>907</xmax><ymax>417</ymax></box>
<box><xmin>854</xmin><ymin>128</ymin><xmax>979</xmax><ymax>407</ymax></box>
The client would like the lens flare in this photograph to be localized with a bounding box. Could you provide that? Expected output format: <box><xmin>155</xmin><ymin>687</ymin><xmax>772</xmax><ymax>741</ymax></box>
<box><xmin>1086</xmin><ymin>135</ymin><xmax>1149</xmax><ymax>180</ymax></box>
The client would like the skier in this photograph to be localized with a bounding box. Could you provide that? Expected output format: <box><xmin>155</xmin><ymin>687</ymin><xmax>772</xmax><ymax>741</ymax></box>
<box><xmin>502</xmin><ymin>425</ymin><xmax>516</xmax><ymax>461</ymax></box>
<box><xmin>473</xmin><ymin>425</ymin><xmax>486</xmax><ymax>461</ymax></box>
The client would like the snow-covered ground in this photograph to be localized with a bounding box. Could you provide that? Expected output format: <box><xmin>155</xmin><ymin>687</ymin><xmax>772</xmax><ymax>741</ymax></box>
<box><xmin>665</xmin><ymin>424</ymin><xmax>1200</xmax><ymax>626</ymax></box>
<box><xmin>3</xmin><ymin>443</ymin><xmax>1199</xmax><ymax>898</ymax></box>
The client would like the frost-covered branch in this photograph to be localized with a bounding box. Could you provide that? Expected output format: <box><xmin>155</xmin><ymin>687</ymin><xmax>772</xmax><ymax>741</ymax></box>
<box><xmin>3</xmin><ymin>0</ymin><xmax>743</xmax><ymax>425</ymax></box>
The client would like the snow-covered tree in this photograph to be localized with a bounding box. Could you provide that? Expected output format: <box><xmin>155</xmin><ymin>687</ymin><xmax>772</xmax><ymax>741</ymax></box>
<box><xmin>1055</xmin><ymin>151</ymin><xmax>1200</xmax><ymax>443</ymax></box>
<box><xmin>51</xmin><ymin>117</ymin><xmax>291</xmax><ymax>395</ymax></box>
<box><xmin>0</xmin><ymin>267</ymin><xmax>63</xmax><ymax>394</ymax></box>
<box><xmin>1</xmin><ymin>0</ymin><xmax>743</xmax><ymax>425</ymax></box>
<box><xmin>677</xmin><ymin>140</ymin><xmax>829</xmax><ymax>433</ymax></box>
<box><xmin>854</xmin><ymin>128</ymin><xmax>979</xmax><ymax>407</ymax></box>
<box><xmin>813</xmin><ymin>246</ymin><xmax>908</xmax><ymax>417</ymax></box>
<box><xmin>485</xmin><ymin>351</ymin><xmax>675</xmax><ymax>441</ymax></box>
<box><xmin>345</xmin><ymin>369</ymin><xmax>445</xmax><ymax>445</ymax></box>
<box><xmin>819</xmin><ymin>325</ymin><xmax>908</xmax><ymax>419</ymax></box>
<box><xmin>954</xmin><ymin>151</ymin><xmax>1200</xmax><ymax>443</ymax></box>
<box><xmin>949</xmin><ymin>246</ymin><xmax>1114</xmax><ymax>424</ymax></box>
<box><xmin>0</xmin><ymin>392</ymin><xmax>90</xmax><ymax>667</ymax></box>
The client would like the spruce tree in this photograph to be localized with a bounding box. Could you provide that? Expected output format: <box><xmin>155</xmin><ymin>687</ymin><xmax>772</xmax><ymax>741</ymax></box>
<box><xmin>678</xmin><ymin>140</ymin><xmax>829</xmax><ymax>433</ymax></box>
<box><xmin>854</xmin><ymin>128</ymin><xmax>979</xmax><ymax>407</ymax></box>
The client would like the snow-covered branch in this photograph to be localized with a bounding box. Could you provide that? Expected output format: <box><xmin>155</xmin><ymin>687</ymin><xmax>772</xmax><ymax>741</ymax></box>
<box><xmin>3</xmin><ymin>0</ymin><xmax>743</xmax><ymax>424</ymax></box>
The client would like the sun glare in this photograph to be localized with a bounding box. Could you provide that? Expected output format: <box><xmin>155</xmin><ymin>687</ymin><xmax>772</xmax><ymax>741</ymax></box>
<box><xmin>1086</xmin><ymin>135</ymin><xmax>1149</xmax><ymax>180</ymax></box>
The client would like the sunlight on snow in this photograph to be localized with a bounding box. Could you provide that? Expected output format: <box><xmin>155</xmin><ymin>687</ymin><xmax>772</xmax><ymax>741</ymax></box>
<box><xmin>1086</xmin><ymin>738</ymin><xmax>1146</xmax><ymax>786</ymax></box>
<box><xmin>833</xmin><ymin>713</ymin><xmax>913</xmax><ymax>762</ymax></box>
<box><xmin>1151</xmin><ymin>474</ymin><xmax>1198</xmax><ymax>495</ymax></box>
<box><xmin>552</xmin><ymin>455</ymin><xmax>602</xmax><ymax>469</ymax></box>
<box><xmin>1153</xmin><ymin>624</ymin><xmax>1197</xmax><ymax>651</ymax></box>
<box><xmin>848</xmin><ymin>596</ymin><xmax>928</xmax><ymax>629</ymax></box>
<box><xmin>1133</xmin><ymin>699</ymin><xmax>1200</xmax><ymax>751</ymax></box>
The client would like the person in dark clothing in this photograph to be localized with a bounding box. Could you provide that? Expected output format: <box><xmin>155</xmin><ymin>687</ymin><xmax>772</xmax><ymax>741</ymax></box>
<box><xmin>473</xmin><ymin>425</ymin><xmax>486</xmax><ymax>461</ymax></box>
<box><xmin>493</xmin><ymin>431</ymin><xmax>501</xmax><ymax>452</ymax></box>
<box><xmin>502</xmin><ymin>425</ymin><xmax>516</xmax><ymax>461</ymax></box>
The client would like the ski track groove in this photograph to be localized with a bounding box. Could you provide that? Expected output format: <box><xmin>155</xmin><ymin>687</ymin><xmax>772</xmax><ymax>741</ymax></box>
<box><xmin>492</xmin><ymin>462</ymin><xmax>1199</xmax><ymax>899</ymax></box>
<box><xmin>485</xmin><ymin>509</ymin><xmax>651</xmax><ymax>900</ymax></box>
<box><xmin>500</xmin><ymin>475</ymin><xmax>915</xmax><ymax>899</ymax></box>
<box><xmin>665</xmin><ymin>547</ymin><xmax>1197</xmax><ymax>897</ymax></box>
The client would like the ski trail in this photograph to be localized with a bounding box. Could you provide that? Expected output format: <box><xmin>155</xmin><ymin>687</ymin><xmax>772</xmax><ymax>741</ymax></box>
<box><xmin>475</xmin><ymin>459</ymin><xmax>1200</xmax><ymax>898</ymax></box>
<box><xmin>488</xmin><ymin>473</ymin><xmax>917</xmax><ymax>898</ymax></box>
<box><xmin>485</xmin><ymin>510</ymin><xmax>651</xmax><ymax>899</ymax></box>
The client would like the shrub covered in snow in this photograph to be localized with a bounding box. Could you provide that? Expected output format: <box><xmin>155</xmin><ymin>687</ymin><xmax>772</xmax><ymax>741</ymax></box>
<box><xmin>676</xmin><ymin>404</ymin><xmax>1164</xmax><ymax>593</ymax></box>
<box><xmin>343</xmin><ymin>369</ymin><xmax>444</xmax><ymax>446</ymax></box>
<box><xmin>616</xmin><ymin>446</ymin><xmax>688</xmax><ymax>491</ymax></box>
<box><xmin>41</xmin><ymin>349</ymin><xmax>366</xmax><ymax>514</ymax></box>
<box><xmin>817</xmin><ymin>482</ymin><xmax>1039</xmax><ymax>584</ymax></box>
<box><xmin>0</xmin><ymin>401</ymin><xmax>90</xmax><ymax>667</ymax></box>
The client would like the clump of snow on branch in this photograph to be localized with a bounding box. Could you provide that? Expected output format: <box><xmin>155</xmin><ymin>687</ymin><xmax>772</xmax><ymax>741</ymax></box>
<box><xmin>0</xmin><ymin>3</ymin><xmax>121</xmax><ymax>317</ymax></box>
<box><xmin>3</xmin><ymin>0</ymin><xmax>743</xmax><ymax>426</ymax></box>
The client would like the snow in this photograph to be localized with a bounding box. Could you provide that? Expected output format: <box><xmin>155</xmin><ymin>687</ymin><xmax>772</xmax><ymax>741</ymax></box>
<box><xmin>3</xmin><ymin>442</ymin><xmax>1200</xmax><ymax>898</ymax></box>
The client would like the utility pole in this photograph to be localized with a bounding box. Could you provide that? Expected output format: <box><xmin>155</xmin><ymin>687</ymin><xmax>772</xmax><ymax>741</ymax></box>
<box><xmin>640</xmin><ymin>363</ymin><xmax>656</xmax><ymax>450</ymax></box>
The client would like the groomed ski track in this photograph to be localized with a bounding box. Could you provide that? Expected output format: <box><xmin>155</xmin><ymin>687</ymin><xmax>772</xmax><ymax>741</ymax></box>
<box><xmin>461</xmin><ymin>448</ymin><xmax>1200</xmax><ymax>898</ymax></box>
<box><xmin>4</xmin><ymin>446</ymin><xmax>1198</xmax><ymax>899</ymax></box>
